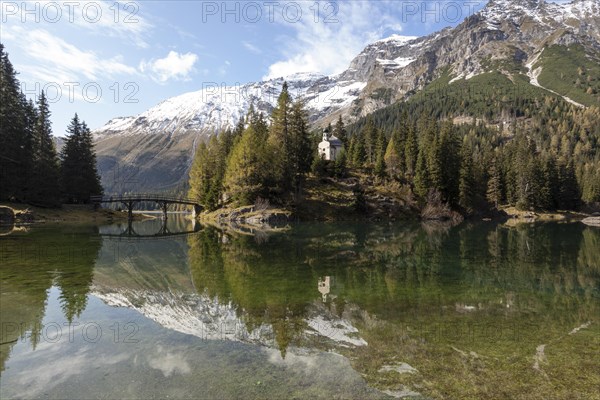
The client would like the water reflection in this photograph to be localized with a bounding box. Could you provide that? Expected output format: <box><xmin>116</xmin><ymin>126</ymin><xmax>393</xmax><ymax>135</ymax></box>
<box><xmin>99</xmin><ymin>215</ymin><xmax>201</xmax><ymax>238</ymax></box>
<box><xmin>1</xmin><ymin>219</ymin><xmax>598</xmax><ymax>399</ymax></box>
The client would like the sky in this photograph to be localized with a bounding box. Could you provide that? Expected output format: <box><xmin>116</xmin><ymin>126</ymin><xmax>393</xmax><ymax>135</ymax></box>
<box><xmin>1</xmin><ymin>0</ymin><xmax>495</xmax><ymax>136</ymax></box>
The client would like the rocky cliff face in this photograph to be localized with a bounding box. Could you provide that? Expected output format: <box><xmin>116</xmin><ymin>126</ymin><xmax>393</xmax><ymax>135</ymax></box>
<box><xmin>93</xmin><ymin>0</ymin><xmax>600</xmax><ymax>193</ymax></box>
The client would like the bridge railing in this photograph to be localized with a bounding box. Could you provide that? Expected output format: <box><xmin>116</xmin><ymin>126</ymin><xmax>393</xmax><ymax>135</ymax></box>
<box><xmin>90</xmin><ymin>193</ymin><xmax>201</xmax><ymax>205</ymax></box>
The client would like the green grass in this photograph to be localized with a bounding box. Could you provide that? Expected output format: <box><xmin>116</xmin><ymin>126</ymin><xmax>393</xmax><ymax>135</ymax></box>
<box><xmin>535</xmin><ymin>44</ymin><xmax>600</xmax><ymax>106</ymax></box>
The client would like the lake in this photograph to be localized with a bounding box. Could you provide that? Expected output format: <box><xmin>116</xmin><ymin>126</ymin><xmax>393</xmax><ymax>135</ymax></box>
<box><xmin>1</xmin><ymin>217</ymin><xmax>598</xmax><ymax>399</ymax></box>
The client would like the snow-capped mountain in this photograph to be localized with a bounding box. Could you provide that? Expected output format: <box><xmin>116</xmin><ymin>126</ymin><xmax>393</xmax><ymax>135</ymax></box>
<box><xmin>94</xmin><ymin>0</ymin><xmax>599</xmax><ymax>193</ymax></box>
<box><xmin>95</xmin><ymin>72</ymin><xmax>365</xmax><ymax>139</ymax></box>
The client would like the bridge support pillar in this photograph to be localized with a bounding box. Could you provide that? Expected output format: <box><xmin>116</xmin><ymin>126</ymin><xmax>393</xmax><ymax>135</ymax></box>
<box><xmin>123</xmin><ymin>201</ymin><xmax>134</xmax><ymax>221</ymax></box>
<box><xmin>159</xmin><ymin>201</ymin><xmax>169</xmax><ymax>220</ymax></box>
<box><xmin>192</xmin><ymin>204</ymin><xmax>202</xmax><ymax>218</ymax></box>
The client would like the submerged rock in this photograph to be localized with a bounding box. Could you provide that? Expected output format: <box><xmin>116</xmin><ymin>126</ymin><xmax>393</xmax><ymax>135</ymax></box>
<box><xmin>582</xmin><ymin>217</ymin><xmax>600</xmax><ymax>227</ymax></box>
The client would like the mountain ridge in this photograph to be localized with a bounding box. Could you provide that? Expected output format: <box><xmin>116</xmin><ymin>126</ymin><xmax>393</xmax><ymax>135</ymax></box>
<box><xmin>93</xmin><ymin>0</ymin><xmax>600</xmax><ymax>193</ymax></box>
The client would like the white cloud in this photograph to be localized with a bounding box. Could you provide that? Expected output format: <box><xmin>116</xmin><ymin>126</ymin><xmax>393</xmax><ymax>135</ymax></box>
<box><xmin>139</xmin><ymin>51</ymin><xmax>199</xmax><ymax>83</ymax></box>
<box><xmin>264</xmin><ymin>1</ymin><xmax>405</xmax><ymax>80</ymax></box>
<box><xmin>5</xmin><ymin>26</ymin><xmax>137</xmax><ymax>83</ymax></box>
<box><xmin>218</xmin><ymin>60</ymin><xmax>231</xmax><ymax>77</ymax></box>
<box><xmin>242</xmin><ymin>41</ymin><xmax>262</xmax><ymax>54</ymax></box>
<box><xmin>7</xmin><ymin>1</ymin><xmax>153</xmax><ymax>48</ymax></box>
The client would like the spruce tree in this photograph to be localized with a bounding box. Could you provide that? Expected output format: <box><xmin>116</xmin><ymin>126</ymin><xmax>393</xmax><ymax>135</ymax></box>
<box><xmin>189</xmin><ymin>142</ymin><xmax>210</xmax><ymax>204</ymax></box>
<box><xmin>0</xmin><ymin>44</ymin><xmax>31</xmax><ymax>201</ymax></box>
<box><xmin>223</xmin><ymin>121</ymin><xmax>270</xmax><ymax>204</ymax></box>
<box><xmin>333</xmin><ymin>150</ymin><xmax>347</xmax><ymax>178</ymax></box>
<box><xmin>374</xmin><ymin>130</ymin><xmax>387</xmax><ymax>178</ymax></box>
<box><xmin>439</xmin><ymin>122</ymin><xmax>461</xmax><ymax>204</ymax></box>
<box><xmin>413</xmin><ymin>146</ymin><xmax>430</xmax><ymax>198</ymax></box>
<box><xmin>486</xmin><ymin>156</ymin><xmax>503</xmax><ymax>209</ymax></box>
<box><xmin>188</xmin><ymin>136</ymin><xmax>225</xmax><ymax>211</ymax></box>
<box><xmin>333</xmin><ymin>115</ymin><xmax>347</xmax><ymax>144</ymax></box>
<box><xmin>60</xmin><ymin>114</ymin><xmax>102</xmax><ymax>203</ymax></box>
<box><xmin>268</xmin><ymin>82</ymin><xmax>293</xmax><ymax>192</ymax></box>
<box><xmin>557</xmin><ymin>159</ymin><xmax>581</xmax><ymax>210</ymax></box>
<box><xmin>363</xmin><ymin>117</ymin><xmax>378</xmax><ymax>165</ymax></box>
<box><xmin>384</xmin><ymin>136</ymin><xmax>401</xmax><ymax>177</ymax></box>
<box><xmin>351</xmin><ymin>133</ymin><xmax>366</xmax><ymax>168</ymax></box>
<box><xmin>426</xmin><ymin>121</ymin><xmax>443</xmax><ymax>193</ymax></box>
<box><xmin>29</xmin><ymin>91</ymin><xmax>60</xmax><ymax>205</ymax></box>
<box><xmin>458</xmin><ymin>142</ymin><xmax>475</xmax><ymax>213</ymax></box>
<box><xmin>404</xmin><ymin>124</ymin><xmax>418</xmax><ymax>178</ymax></box>
<box><xmin>288</xmin><ymin>100</ymin><xmax>312</xmax><ymax>198</ymax></box>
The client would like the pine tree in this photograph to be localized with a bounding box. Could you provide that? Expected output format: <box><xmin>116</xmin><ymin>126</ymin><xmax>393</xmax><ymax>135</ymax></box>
<box><xmin>333</xmin><ymin>115</ymin><xmax>347</xmax><ymax>144</ymax></box>
<box><xmin>268</xmin><ymin>82</ymin><xmax>293</xmax><ymax>192</ymax></box>
<box><xmin>384</xmin><ymin>136</ymin><xmax>401</xmax><ymax>177</ymax></box>
<box><xmin>60</xmin><ymin>114</ymin><xmax>103</xmax><ymax>203</ymax></box>
<box><xmin>29</xmin><ymin>91</ymin><xmax>60</xmax><ymax>205</ymax></box>
<box><xmin>188</xmin><ymin>135</ymin><xmax>226</xmax><ymax>211</ymax></box>
<box><xmin>363</xmin><ymin>117</ymin><xmax>378</xmax><ymax>165</ymax></box>
<box><xmin>333</xmin><ymin>150</ymin><xmax>347</xmax><ymax>178</ymax></box>
<box><xmin>557</xmin><ymin>158</ymin><xmax>581</xmax><ymax>210</ymax></box>
<box><xmin>351</xmin><ymin>133</ymin><xmax>366</xmax><ymax>168</ymax></box>
<box><xmin>189</xmin><ymin>142</ymin><xmax>210</xmax><ymax>203</ymax></box>
<box><xmin>79</xmin><ymin>121</ymin><xmax>103</xmax><ymax>197</ymax></box>
<box><xmin>374</xmin><ymin>130</ymin><xmax>387</xmax><ymax>178</ymax></box>
<box><xmin>426</xmin><ymin>121</ymin><xmax>443</xmax><ymax>193</ymax></box>
<box><xmin>459</xmin><ymin>142</ymin><xmax>475</xmax><ymax>213</ymax></box>
<box><xmin>288</xmin><ymin>99</ymin><xmax>312</xmax><ymax>198</ymax></box>
<box><xmin>0</xmin><ymin>44</ymin><xmax>32</xmax><ymax>201</ymax></box>
<box><xmin>540</xmin><ymin>155</ymin><xmax>559</xmax><ymax>210</ymax></box>
<box><xmin>439</xmin><ymin>122</ymin><xmax>461</xmax><ymax>204</ymax></box>
<box><xmin>486</xmin><ymin>156</ymin><xmax>503</xmax><ymax>209</ymax></box>
<box><xmin>404</xmin><ymin>124</ymin><xmax>418</xmax><ymax>178</ymax></box>
<box><xmin>311</xmin><ymin>154</ymin><xmax>328</xmax><ymax>179</ymax></box>
<box><xmin>223</xmin><ymin>122</ymin><xmax>270</xmax><ymax>204</ymax></box>
<box><xmin>413</xmin><ymin>146</ymin><xmax>430</xmax><ymax>198</ymax></box>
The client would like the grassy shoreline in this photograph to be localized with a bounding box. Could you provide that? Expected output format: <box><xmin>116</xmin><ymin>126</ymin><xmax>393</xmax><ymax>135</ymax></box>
<box><xmin>0</xmin><ymin>203</ymin><xmax>151</xmax><ymax>224</ymax></box>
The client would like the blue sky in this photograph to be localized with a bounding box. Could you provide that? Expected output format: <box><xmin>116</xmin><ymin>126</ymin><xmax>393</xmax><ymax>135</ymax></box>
<box><xmin>2</xmin><ymin>0</ymin><xmax>491</xmax><ymax>136</ymax></box>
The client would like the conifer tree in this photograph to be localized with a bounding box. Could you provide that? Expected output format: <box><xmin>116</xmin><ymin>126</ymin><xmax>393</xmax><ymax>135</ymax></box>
<box><xmin>426</xmin><ymin>121</ymin><xmax>443</xmax><ymax>193</ymax></box>
<box><xmin>29</xmin><ymin>91</ymin><xmax>60</xmax><ymax>205</ymax></box>
<box><xmin>459</xmin><ymin>142</ymin><xmax>475</xmax><ymax>212</ymax></box>
<box><xmin>374</xmin><ymin>129</ymin><xmax>387</xmax><ymax>178</ymax></box>
<box><xmin>384</xmin><ymin>136</ymin><xmax>401</xmax><ymax>177</ymax></box>
<box><xmin>189</xmin><ymin>142</ymin><xmax>210</xmax><ymax>203</ymax></box>
<box><xmin>288</xmin><ymin>100</ymin><xmax>312</xmax><ymax>197</ymax></box>
<box><xmin>268</xmin><ymin>82</ymin><xmax>293</xmax><ymax>192</ymax></box>
<box><xmin>439</xmin><ymin>122</ymin><xmax>461</xmax><ymax>204</ymax></box>
<box><xmin>557</xmin><ymin>158</ymin><xmax>581</xmax><ymax>210</ymax></box>
<box><xmin>413</xmin><ymin>146</ymin><xmax>430</xmax><ymax>198</ymax></box>
<box><xmin>0</xmin><ymin>44</ymin><xmax>31</xmax><ymax>201</ymax></box>
<box><xmin>363</xmin><ymin>117</ymin><xmax>378</xmax><ymax>165</ymax></box>
<box><xmin>60</xmin><ymin>114</ymin><xmax>102</xmax><ymax>203</ymax></box>
<box><xmin>334</xmin><ymin>150</ymin><xmax>347</xmax><ymax>178</ymax></box>
<box><xmin>351</xmin><ymin>133</ymin><xmax>366</xmax><ymax>168</ymax></box>
<box><xmin>404</xmin><ymin>124</ymin><xmax>418</xmax><ymax>178</ymax></box>
<box><xmin>223</xmin><ymin>120</ymin><xmax>270</xmax><ymax>204</ymax></box>
<box><xmin>486</xmin><ymin>156</ymin><xmax>503</xmax><ymax>209</ymax></box>
<box><xmin>333</xmin><ymin>115</ymin><xmax>347</xmax><ymax>144</ymax></box>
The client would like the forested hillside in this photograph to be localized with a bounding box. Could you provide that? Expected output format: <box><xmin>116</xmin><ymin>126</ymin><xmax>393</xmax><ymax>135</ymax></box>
<box><xmin>0</xmin><ymin>44</ymin><xmax>102</xmax><ymax>206</ymax></box>
<box><xmin>189</xmin><ymin>78</ymin><xmax>599</xmax><ymax>218</ymax></box>
<box><xmin>346</xmin><ymin>73</ymin><xmax>600</xmax><ymax>214</ymax></box>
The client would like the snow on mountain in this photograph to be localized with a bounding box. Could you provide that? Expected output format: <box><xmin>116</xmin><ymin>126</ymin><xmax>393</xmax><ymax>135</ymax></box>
<box><xmin>93</xmin><ymin>0</ymin><xmax>599</xmax><ymax>193</ymax></box>
<box><xmin>480</xmin><ymin>0</ymin><xmax>600</xmax><ymax>33</ymax></box>
<box><xmin>93</xmin><ymin>286</ymin><xmax>368</xmax><ymax>349</ymax></box>
<box><xmin>95</xmin><ymin>72</ymin><xmax>369</xmax><ymax>138</ymax></box>
<box><xmin>374</xmin><ymin>35</ymin><xmax>419</xmax><ymax>45</ymax></box>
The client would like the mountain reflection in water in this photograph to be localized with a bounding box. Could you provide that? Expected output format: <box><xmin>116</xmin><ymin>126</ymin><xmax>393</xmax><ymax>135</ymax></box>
<box><xmin>1</xmin><ymin>218</ymin><xmax>598</xmax><ymax>399</ymax></box>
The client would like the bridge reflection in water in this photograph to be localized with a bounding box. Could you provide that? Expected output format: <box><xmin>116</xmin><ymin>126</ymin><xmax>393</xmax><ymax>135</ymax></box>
<box><xmin>100</xmin><ymin>215</ymin><xmax>202</xmax><ymax>240</ymax></box>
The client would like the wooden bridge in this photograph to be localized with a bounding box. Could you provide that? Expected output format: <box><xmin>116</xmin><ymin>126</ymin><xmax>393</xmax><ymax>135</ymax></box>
<box><xmin>91</xmin><ymin>194</ymin><xmax>203</xmax><ymax>220</ymax></box>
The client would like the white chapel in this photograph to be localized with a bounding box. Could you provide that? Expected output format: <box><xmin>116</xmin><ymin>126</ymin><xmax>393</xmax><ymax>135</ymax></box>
<box><xmin>318</xmin><ymin>127</ymin><xmax>344</xmax><ymax>161</ymax></box>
